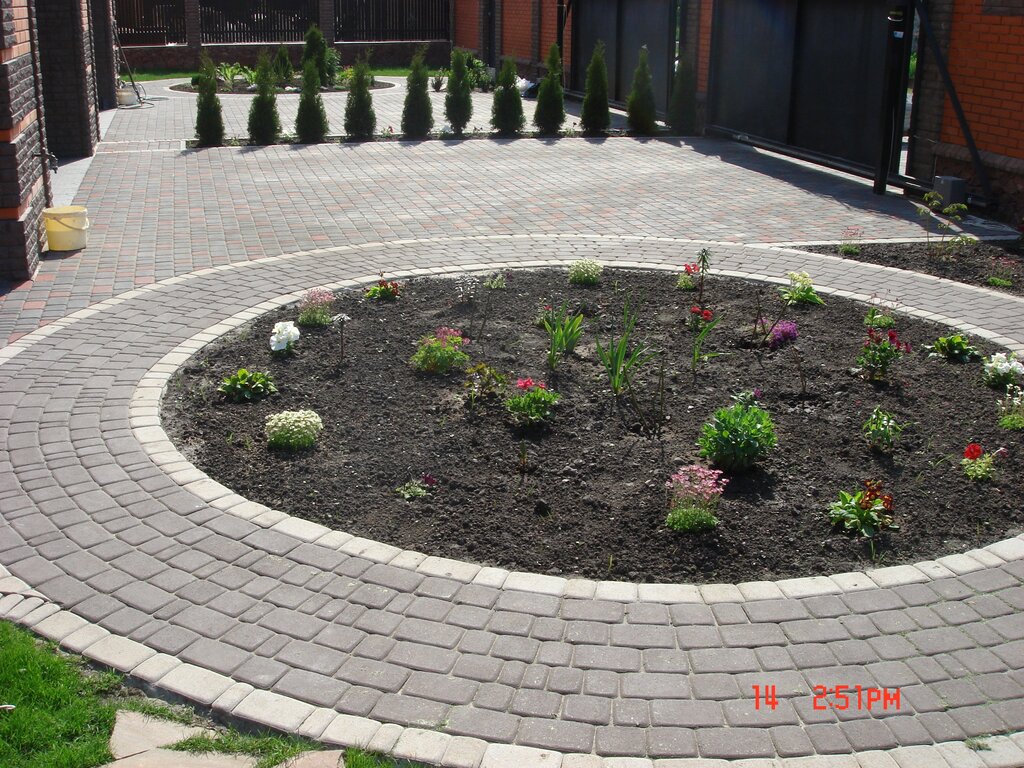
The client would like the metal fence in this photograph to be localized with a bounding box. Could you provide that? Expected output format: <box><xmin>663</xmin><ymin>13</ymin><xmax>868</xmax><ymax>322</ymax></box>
<box><xmin>114</xmin><ymin>0</ymin><xmax>187</xmax><ymax>45</ymax></box>
<box><xmin>200</xmin><ymin>0</ymin><xmax>318</xmax><ymax>43</ymax></box>
<box><xmin>335</xmin><ymin>0</ymin><xmax>450</xmax><ymax>41</ymax></box>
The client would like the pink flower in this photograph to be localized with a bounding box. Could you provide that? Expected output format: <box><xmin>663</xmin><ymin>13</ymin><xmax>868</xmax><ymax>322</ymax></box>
<box><xmin>421</xmin><ymin>473</ymin><xmax>438</xmax><ymax>487</ymax></box>
<box><xmin>516</xmin><ymin>377</ymin><xmax>535</xmax><ymax>390</ymax></box>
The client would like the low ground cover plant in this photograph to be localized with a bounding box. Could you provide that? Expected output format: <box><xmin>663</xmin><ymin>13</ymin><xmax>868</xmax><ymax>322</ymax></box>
<box><xmin>780</xmin><ymin>271</ymin><xmax>825</xmax><ymax>305</ymax></box>
<box><xmin>982</xmin><ymin>352</ymin><xmax>1024</xmax><ymax>389</ymax></box>
<box><xmin>568</xmin><ymin>258</ymin><xmax>603</xmax><ymax>286</ymax></box>
<box><xmin>829</xmin><ymin>479</ymin><xmax>897</xmax><ymax>559</ymax></box>
<box><xmin>926</xmin><ymin>333</ymin><xmax>978</xmax><ymax>362</ymax></box>
<box><xmin>411</xmin><ymin>327</ymin><xmax>470</xmax><ymax>374</ymax></box>
<box><xmin>505</xmin><ymin>377</ymin><xmax>559</xmax><ymax>424</ymax></box>
<box><xmin>542</xmin><ymin>303</ymin><xmax>583</xmax><ymax>369</ymax></box>
<box><xmin>218</xmin><ymin>369</ymin><xmax>277</xmax><ymax>402</ymax></box>
<box><xmin>464</xmin><ymin>363</ymin><xmax>507</xmax><ymax>408</ymax></box>
<box><xmin>697</xmin><ymin>402</ymin><xmax>776</xmax><ymax>471</ymax></box>
<box><xmin>365</xmin><ymin>276</ymin><xmax>402</xmax><ymax>300</ymax></box>
<box><xmin>296</xmin><ymin>287</ymin><xmax>335</xmax><ymax>326</ymax></box>
<box><xmin>864</xmin><ymin>306</ymin><xmax>897</xmax><ymax>329</ymax></box>
<box><xmin>665</xmin><ymin>464</ymin><xmax>727</xmax><ymax>532</ymax></box>
<box><xmin>596</xmin><ymin>297</ymin><xmax>655</xmax><ymax>395</ymax></box>
<box><xmin>265</xmin><ymin>409</ymin><xmax>323</xmax><ymax>449</ymax></box>
<box><xmin>857</xmin><ymin>328</ymin><xmax>910</xmax><ymax>381</ymax></box>
<box><xmin>862</xmin><ymin>407</ymin><xmax>905</xmax><ymax>452</ymax></box>
<box><xmin>998</xmin><ymin>384</ymin><xmax>1024</xmax><ymax>430</ymax></box>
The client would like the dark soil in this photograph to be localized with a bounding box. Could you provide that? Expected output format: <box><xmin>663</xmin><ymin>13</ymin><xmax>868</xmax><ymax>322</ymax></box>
<box><xmin>162</xmin><ymin>269</ymin><xmax>1024</xmax><ymax>584</ymax></box>
<box><xmin>811</xmin><ymin>239</ymin><xmax>1024</xmax><ymax>297</ymax></box>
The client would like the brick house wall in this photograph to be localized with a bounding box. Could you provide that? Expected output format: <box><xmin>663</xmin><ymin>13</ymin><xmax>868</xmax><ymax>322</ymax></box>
<box><xmin>0</xmin><ymin>0</ymin><xmax>49</xmax><ymax>280</ymax></box>
<box><xmin>453</xmin><ymin>0</ymin><xmax>572</xmax><ymax>80</ymax></box>
<box><xmin>925</xmin><ymin>0</ymin><xmax>1024</xmax><ymax>220</ymax></box>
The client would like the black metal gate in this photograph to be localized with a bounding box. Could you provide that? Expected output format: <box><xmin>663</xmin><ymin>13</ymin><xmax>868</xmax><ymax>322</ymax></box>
<box><xmin>708</xmin><ymin>0</ymin><xmax>911</xmax><ymax>173</ymax></box>
<box><xmin>570</xmin><ymin>0</ymin><xmax>677</xmax><ymax>114</ymax></box>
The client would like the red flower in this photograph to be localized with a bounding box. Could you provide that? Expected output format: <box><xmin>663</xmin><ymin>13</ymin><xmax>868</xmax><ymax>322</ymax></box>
<box><xmin>690</xmin><ymin>305</ymin><xmax>701</xmax><ymax>315</ymax></box>
<box><xmin>701</xmin><ymin>309</ymin><xmax>713</xmax><ymax>321</ymax></box>
<box><xmin>964</xmin><ymin>443</ymin><xmax>983</xmax><ymax>460</ymax></box>
<box><xmin>516</xmin><ymin>377</ymin><xmax>535</xmax><ymax>390</ymax></box>
<box><xmin>684</xmin><ymin>263</ymin><xmax>699</xmax><ymax>275</ymax></box>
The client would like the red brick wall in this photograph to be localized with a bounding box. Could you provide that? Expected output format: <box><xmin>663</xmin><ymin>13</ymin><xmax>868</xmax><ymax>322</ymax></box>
<box><xmin>454</xmin><ymin>0</ymin><xmax>480</xmax><ymax>51</ymax></box>
<box><xmin>698</xmin><ymin>0</ymin><xmax>713</xmax><ymax>93</ymax></box>
<box><xmin>538</xmin><ymin>0</ymin><xmax>571</xmax><ymax>74</ymax></box>
<box><xmin>940</xmin><ymin>0</ymin><xmax>1024</xmax><ymax>160</ymax></box>
<box><xmin>502</xmin><ymin>0</ymin><xmax>532</xmax><ymax>59</ymax></box>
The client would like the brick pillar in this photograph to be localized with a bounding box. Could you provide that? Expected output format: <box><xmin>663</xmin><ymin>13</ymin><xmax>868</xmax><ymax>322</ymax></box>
<box><xmin>318</xmin><ymin>0</ymin><xmax>334</xmax><ymax>41</ymax></box>
<box><xmin>0</xmin><ymin>0</ymin><xmax>50</xmax><ymax>280</ymax></box>
<box><xmin>90</xmin><ymin>0</ymin><xmax>116</xmax><ymax>109</ymax></box>
<box><xmin>185</xmin><ymin>0</ymin><xmax>201</xmax><ymax>54</ymax></box>
<box><xmin>36</xmin><ymin>0</ymin><xmax>100</xmax><ymax>158</ymax></box>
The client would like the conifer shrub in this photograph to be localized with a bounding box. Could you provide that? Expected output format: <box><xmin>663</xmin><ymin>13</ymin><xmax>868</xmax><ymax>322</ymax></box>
<box><xmin>626</xmin><ymin>46</ymin><xmax>658</xmax><ymax>135</ymax></box>
<box><xmin>580</xmin><ymin>41</ymin><xmax>610</xmax><ymax>135</ymax></box>
<box><xmin>401</xmin><ymin>48</ymin><xmax>434</xmax><ymax>139</ymax></box>
<box><xmin>533</xmin><ymin>43</ymin><xmax>565</xmax><ymax>135</ymax></box>
<box><xmin>445</xmin><ymin>49</ymin><xmax>473</xmax><ymax>136</ymax></box>
<box><xmin>344</xmin><ymin>55</ymin><xmax>376</xmax><ymax>140</ymax></box>
<box><xmin>667</xmin><ymin>55</ymin><xmax>697</xmax><ymax>135</ymax></box>
<box><xmin>491</xmin><ymin>58</ymin><xmax>524</xmax><ymax>136</ymax></box>
<box><xmin>273</xmin><ymin>45</ymin><xmax>293</xmax><ymax>87</ymax></box>
<box><xmin>295</xmin><ymin>60</ymin><xmax>329</xmax><ymax>143</ymax></box>
<box><xmin>302</xmin><ymin>24</ymin><xmax>329</xmax><ymax>85</ymax></box>
<box><xmin>247</xmin><ymin>51</ymin><xmax>281</xmax><ymax>145</ymax></box>
<box><xmin>194</xmin><ymin>53</ymin><xmax>224</xmax><ymax>147</ymax></box>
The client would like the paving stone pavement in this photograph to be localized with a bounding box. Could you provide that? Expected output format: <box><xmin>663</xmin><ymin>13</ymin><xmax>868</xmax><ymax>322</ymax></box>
<box><xmin>2</xmin><ymin>93</ymin><xmax>1024</xmax><ymax>767</ymax></box>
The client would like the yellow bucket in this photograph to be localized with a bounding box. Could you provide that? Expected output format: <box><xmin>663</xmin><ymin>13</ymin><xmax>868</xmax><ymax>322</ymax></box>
<box><xmin>43</xmin><ymin>206</ymin><xmax>89</xmax><ymax>251</ymax></box>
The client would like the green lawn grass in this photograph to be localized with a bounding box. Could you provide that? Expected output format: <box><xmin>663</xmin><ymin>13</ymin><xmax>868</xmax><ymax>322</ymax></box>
<box><xmin>171</xmin><ymin>732</ymin><xmax>316</xmax><ymax>768</ymax></box>
<box><xmin>344</xmin><ymin>747</ymin><xmax>431</xmax><ymax>767</ymax></box>
<box><xmin>0</xmin><ymin>621</ymin><xmax>117</xmax><ymax>768</ymax></box>
<box><xmin>124</xmin><ymin>68</ymin><xmax>199</xmax><ymax>82</ymax></box>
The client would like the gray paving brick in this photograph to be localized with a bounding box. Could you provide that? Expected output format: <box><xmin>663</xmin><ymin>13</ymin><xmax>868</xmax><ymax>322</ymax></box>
<box><xmin>516</xmin><ymin>717</ymin><xmax>594</xmax><ymax>752</ymax></box>
<box><xmin>561</xmin><ymin>599</ymin><xmax>624</xmax><ymax>623</ymax></box>
<box><xmin>609</xmin><ymin>624</ymin><xmax>675</xmax><ymax>648</ymax></box>
<box><xmin>233</xmin><ymin>655</ymin><xmax>290</xmax><ymax>688</ymax></box>
<box><xmin>491</xmin><ymin>635</ymin><xmax>540</xmax><ymax>663</ymax></box>
<box><xmin>474</xmin><ymin>682</ymin><xmax>515</xmax><ymax>711</ymax></box>
<box><xmin>546</xmin><ymin>667</ymin><xmax>583</xmax><ymax>694</ymax></box>
<box><xmin>276</xmin><ymin>640</ymin><xmax>347</xmax><ymax>675</ymax></box>
<box><xmin>676</xmin><ymin>625</ymin><xmax>722</xmax><ymax>649</ymax></box>
<box><xmin>573</xmin><ymin>645</ymin><xmax>641</xmax><ymax>672</ymax></box>
<box><xmin>696</xmin><ymin>727</ymin><xmax>773</xmax><ymax>759</ymax></box>
<box><xmin>178</xmin><ymin>637</ymin><xmax>249</xmax><ymax>674</ymax></box>
<box><xmin>566</xmin><ymin>621</ymin><xmax>609</xmax><ymax>645</ymax></box>
<box><xmin>770</xmin><ymin>725</ymin><xmax>814</xmax><ymax>757</ymax></box>
<box><xmin>370</xmin><ymin>693</ymin><xmax>449</xmax><ymax>728</ymax></box>
<box><xmin>389</xmin><ymin>641</ymin><xmax>458</xmax><ymax>673</ymax></box>
<box><xmin>402</xmin><ymin>671</ymin><xmax>478</xmax><ymax>705</ymax></box>
<box><xmin>337</xmin><ymin>657</ymin><xmax>410</xmax><ymax>692</ymax></box>
<box><xmin>447</xmin><ymin>705</ymin><xmax>520</xmax><ymax>742</ymax></box>
<box><xmin>650</xmin><ymin>699</ymin><xmax>724</xmax><ymax>727</ymax></box>
<box><xmin>719</xmin><ymin>622</ymin><xmax>787</xmax><ymax>647</ymax></box>
<box><xmin>257</xmin><ymin>607</ymin><xmax>326</xmax><ymax>640</ymax></box>
<box><xmin>273</xmin><ymin>668</ymin><xmax>349</xmax><ymax>708</ymax></box>
<box><xmin>624</xmin><ymin>603</ymin><xmax>670</xmax><ymax>625</ymax></box>
<box><xmin>689</xmin><ymin>647</ymin><xmax>758</xmax><ymax>674</ymax></box>
<box><xmin>509</xmin><ymin>688</ymin><xmax>561</xmax><ymax>718</ymax></box>
<box><xmin>594</xmin><ymin>725</ymin><xmax>646</xmax><ymax>756</ymax></box>
<box><xmin>395</xmin><ymin>617</ymin><xmax>464</xmax><ymax>648</ymax></box>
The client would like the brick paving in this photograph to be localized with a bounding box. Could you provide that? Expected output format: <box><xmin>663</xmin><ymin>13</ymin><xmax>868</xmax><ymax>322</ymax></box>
<box><xmin>2</xmin><ymin>90</ymin><xmax>1024</xmax><ymax>767</ymax></box>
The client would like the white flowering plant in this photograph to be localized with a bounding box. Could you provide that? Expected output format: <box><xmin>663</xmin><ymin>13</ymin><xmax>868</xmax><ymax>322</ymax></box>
<box><xmin>998</xmin><ymin>384</ymin><xmax>1024</xmax><ymax>430</ymax></box>
<box><xmin>780</xmin><ymin>271</ymin><xmax>825</xmax><ymax>306</ymax></box>
<box><xmin>982</xmin><ymin>352</ymin><xmax>1024</xmax><ymax>389</ymax></box>
<box><xmin>265</xmin><ymin>409</ymin><xmax>323</xmax><ymax>450</ymax></box>
<box><xmin>270</xmin><ymin>321</ymin><xmax>300</xmax><ymax>354</ymax></box>
<box><xmin>567</xmin><ymin>259</ymin><xmax>603</xmax><ymax>286</ymax></box>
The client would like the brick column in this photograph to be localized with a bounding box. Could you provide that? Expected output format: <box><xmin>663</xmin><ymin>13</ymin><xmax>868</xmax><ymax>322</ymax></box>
<box><xmin>318</xmin><ymin>0</ymin><xmax>335</xmax><ymax>41</ymax></box>
<box><xmin>0</xmin><ymin>0</ymin><xmax>50</xmax><ymax>280</ymax></box>
<box><xmin>90</xmin><ymin>0</ymin><xmax>116</xmax><ymax>109</ymax></box>
<box><xmin>185</xmin><ymin>0</ymin><xmax>201</xmax><ymax>53</ymax></box>
<box><xmin>907</xmin><ymin>0</ymin><xmax>953</xmax><ymax>183</ymax></box>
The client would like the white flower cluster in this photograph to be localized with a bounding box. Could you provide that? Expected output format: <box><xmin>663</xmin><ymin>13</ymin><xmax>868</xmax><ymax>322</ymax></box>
<box><xmin>265</xmin><ymin>409</ymin><xmax>323</xmax><ymax>450</ymax></box>
<box><xmin>270</xmin><ymin>321</ymin><xmax>300</xmax><ymax>352</ymax></box>
<box><xmin>982</xmin><ymin>352</ymin><xmax>1024</xmax><ymax>387</ymax></box>
<box><xmin>999</xmin><ymin>383</ymin><xmax>1024</xmax><ymax>413</ymax></box>
<box><xmin>567</xmin><ymin>258</ymin><xmax>603</xmax><ymax>285</ymax></box>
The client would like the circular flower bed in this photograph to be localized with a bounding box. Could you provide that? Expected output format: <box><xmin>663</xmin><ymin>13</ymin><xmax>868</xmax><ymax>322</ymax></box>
<box><xmin>162</xmin><ymin>265</ymin><xmax>1024</xmax><ymax>583</ymax></box>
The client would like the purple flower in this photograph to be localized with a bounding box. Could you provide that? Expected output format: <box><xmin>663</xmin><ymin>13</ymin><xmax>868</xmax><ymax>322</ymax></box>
<box><xmin>769</xmin><ymin>321</ymin><xmax>799</xmax><ymax>350</ymax></box>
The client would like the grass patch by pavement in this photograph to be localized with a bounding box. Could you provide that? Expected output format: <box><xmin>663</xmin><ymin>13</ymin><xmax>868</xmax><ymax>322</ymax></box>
<box><xmin>0</xmin><ymin>620</ymin><xmax>117</xmax><ymax>768</ymax></box>
<box><xmin>125</xmin><ymin>68</ymin><xmax>200</xmax><ymax>82</ymax></box>
<box><xmin>171</xmin><ymin>731</ymin><xmax>316</xmax><ymax>768</ymax></box>
<box><xmin>344</xmin><ymin>748</ymin><xmax>431</xmax><ymax>767</ymax></box>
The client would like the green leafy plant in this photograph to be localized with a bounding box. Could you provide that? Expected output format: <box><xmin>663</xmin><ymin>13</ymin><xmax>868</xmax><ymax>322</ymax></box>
<box><xmin>862</xmin><ymin>407</ymin><xmax>905</xmax><ymax>451</ymax></box>
<box><xmin>265</xmin><ymin>409</ymin><xmax>323</xmax><ymax>450</ymax></box>
<box><xmin>272</xmin><ymin>45</ymin><xmax>293</xmax><ymax>86</ymax></box>
<box><xmin>697</xmin><ymin>403</ymin><xmax>777</xmax><ymax>472</ymax></box>
<box><xmin>863</xmin><ymin>306</ymin><xmax>896</xmax><ymax>329</ymax></box>
<box><xmin>780</xmin><ymin>271</ymin><xmax>825</xmax><ymax>305</ymax></box>
<box><xmin>988</xmin><ymin>276</ymin><xmax>1013</xmax><ymax>288</ymax></box>
<box><xmin>595</xmin><ymin>297</ymin><xmax>655</xmax><ymax>395</ymax></box>
<box><xmin>568</xmin><ymin>258</ymin><xmax>602</xmax><ymax>285</ymax></box>
<box><xmin>491</xmin><ymin>57</ymin><xmax>525</xmax><ymax>136</ymax></box>
<box><xmin>432</xmin><ymin>70</ymin><xmax>446</xmax><ymax>91</ymax></box>
<box><xmin>542</xmin><ymin>302</ymin><xmax>584</xmax><ymax>369</ymax></box>
<box><xmin>925</xmin><ymin>333</ymin><xmax>979</xmax><ymax>363</ymax></box>
<box><xmin>505</xmin><ymin>378</ymin><xmax>560</xmax><ymax>424</ymax></box>
<box><xmin>195</xmin><ymin>53</ymin><xmax>225</xmax><ymax>147</ymax></box>
<box><xmin>677</xmin><ymin>262</ymin><xmax>698</xmax><ymax>290</ymax></box>
<box><xmin>445</xmin><ymin>49</ymin><xmax>473</xmax><ymax>136</ymax></box>
<box><xmin>247</xmin><ymin>51</ymin><xmax>281</xmax><ymax>145</ymax></box>
<box><xmin>534</xmin><ymin>43</ymin><xmax>565</xmax><ymax>135</ymax></box>
<box><xmin>857</xmin><ymin>328</ymin><xmax>911</xmax><ymax>381</ymax></box>
<box><xmin>483</xmin><ymin>271</ymin><xmax>507</xmax><ymax>290</ymax></box>
<box><xmin>410</xmin><ymin>327</ymin><xmax>470</xmax><ymax>374</ymax></box>
<box><xmin>828</xmin><ymin>480</ymin><xmax>897</xmax><ymax>560</ymax></box>
<box><xmin>464</xmin><ymin>363</ymin><xmax>507</xmax><ymax>408</ymax></box>
<box><xmin>295</xmin><ymin>59</ymin><xmax>328</xmax><ymax>143</ymax></box>
<box><xmin>218</xmin><ymin>368</ymin><xmax>277</xmax><ymax>402</ymax></box>
<box><xmin>691</xmin><ymin>313</ymin><xmax>721</xmax><ymax>375</ymax></box>
<box><xmin>998</xmin><ymin>384</ymin><xmax>1024</xmax><ymax>430</ymax></box>
<box><xmin>401</xmin><ymin>48</ymin><xmax>434</xmax><ymax>139</ymax></box>
<box><xmin>364</xmin><ymin>275</ymin><xmax>401</xmax><ymax>300</ymax></box>
<box><xmin>961</xmin><ymin>442</ymin><xmax>998</xmax><ymax>481</ymax></box>
<box><xmin>666</xmin><ymin>55</ymin><xmax>697</xmax><ymax>135</ymax></box>
<box><xmin>626</xmin><ymin>46</ymin><xmax>657</xmax><ymax>135</ymax></box>
<box><xmin>216</xmin><ymin>61</ymin><xmax>243</xmax><ymax>85</ymax></box>
<box><xmin>344</xmin><ymin>55</ymin><xmax>376</xmax><ymax>140</ymax></box>
<box><xmin>580</xmin><ymin>41</ymin><xmax>610</xmax><ymax>135</ymax></box>
<box><xmin>919</xmin><ymin>191</ymin><xmax>971</xmax><ymax>256</ymax></box>
<box><xmin>395</xmin><ymin>475</ymin><xmax>436</xmax><ymax>500</ymax></box>
<box><xmin>664</xmin><ymin>465</ymin><xmax>727</xmax><ymax>533</ymax></box>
